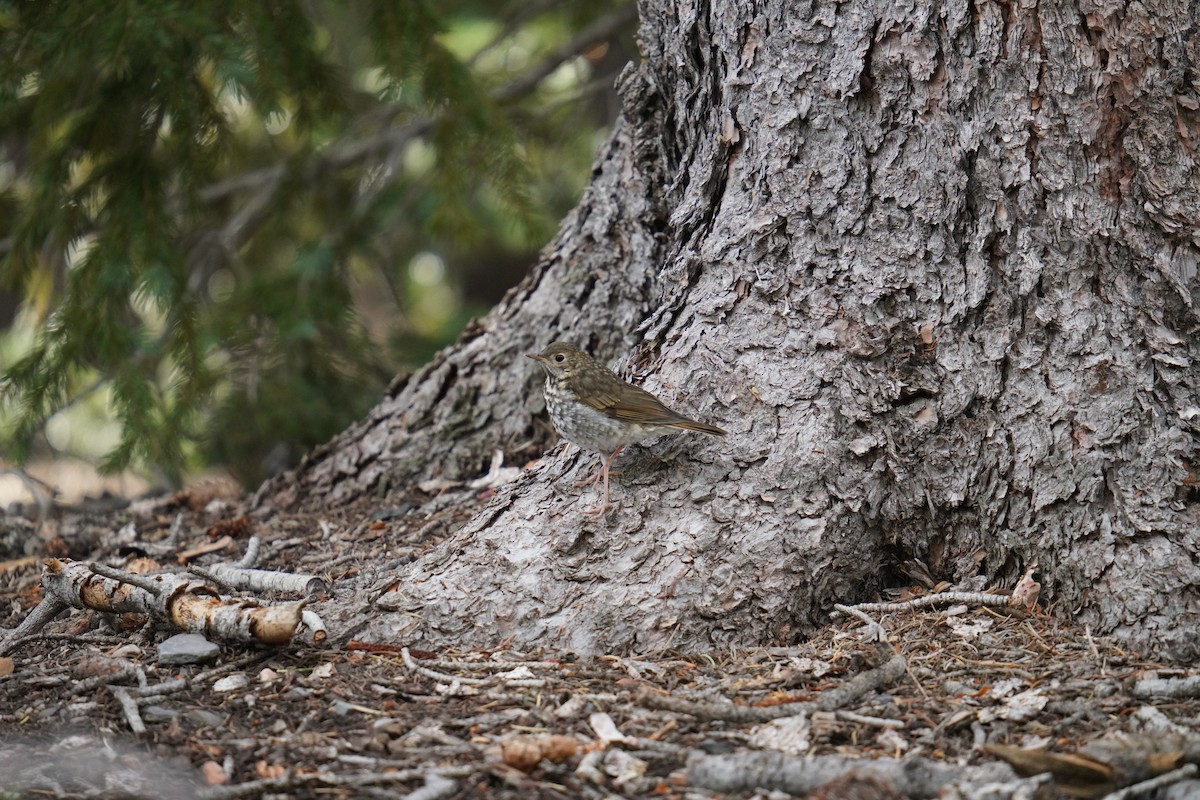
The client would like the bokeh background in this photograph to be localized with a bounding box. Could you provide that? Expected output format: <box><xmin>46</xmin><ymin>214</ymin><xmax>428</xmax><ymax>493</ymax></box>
<box><xmin>0</xmin><ymin>0</ymin><xmax>634</xmax><ymax>501</ymax></box>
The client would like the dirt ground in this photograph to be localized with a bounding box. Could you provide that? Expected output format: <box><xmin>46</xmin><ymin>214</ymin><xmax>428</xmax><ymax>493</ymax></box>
<box><xmin>1</xmin><ymin>481</ymin><xmax>1199</xmax><ymax>800</ymax></box>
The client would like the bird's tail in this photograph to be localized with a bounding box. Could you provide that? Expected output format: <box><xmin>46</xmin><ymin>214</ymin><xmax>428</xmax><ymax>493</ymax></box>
<box><xmin>667</xmin><ymin>418</ymin><xmax>727</xmax><ymax>436</ymax></box>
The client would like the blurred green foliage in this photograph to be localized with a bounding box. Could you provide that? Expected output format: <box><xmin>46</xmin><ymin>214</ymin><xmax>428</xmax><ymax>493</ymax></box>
<box><xmin>0</xmin><ymin>0</ymin><xmax>634</xmax><ymax>486</ymax></box>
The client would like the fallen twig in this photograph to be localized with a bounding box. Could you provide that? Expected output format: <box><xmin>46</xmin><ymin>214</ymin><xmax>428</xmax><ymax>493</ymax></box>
<box><xmin>1102</xmin><ymin>764</ymin><xmax>1198</xmax><ymax>800</ymax></box>
<box><xmin>1131</xmin><ymin>675</ymin><xmax>1200</xmax><ymax>700</ymax></box>
<box><xmin>639</xmin><ymin>653</ymin><xmax>908</xmax><ymax>722</ymax></box>
<box><xmin>401</xmin><ymin>770</ymin><xmax>459</xmax><ymax>800</ymax></box>
<box><xmin>688</xmin><ymin>751</ymin><xmax>1025</xmax><ymax>797</ymax></box>
<box><xmin>237</xmin><ymin>536</ymin><xmax>261</xmax><ymax>569</ymax></box>
<box><xmin>402</xmin><ymin>647</ymin><xmax>490</xmax><ymax>686</ymax></box>
<box><xmin>0</xmin><ymin>598</ymin><xmax>69</xmax><ymax>656</ymax></box>
<box><xmin>834</xmin><ymin>603</ymin><xmax>888</xmax><ymax>641</ymax></box>
<box><xmin>301</xmin><ymin>609</ymin><xmax>328</xmax><ymax>644</ymax></box>
<box><xmin>835</xmin><ymin>709</ymin><xmax>906</xmax><ymax>729</ymax></box>
<box><xmin>110</xmin><ymin>686</ymin><xmax>146</xmax><ymax>734</ymax></box>
<box><xmin>834</xmin><ymin>592</ymin><xmax>1011</xmax><ymax>615</ymax></box>
<box><xmin>197</xmin><ymin>765</ymin><xmax>475</xmax><ymax>800</ymax></box>
<box><xmin>190</xmin><ymin>563</ymin><xmax>328</xmax><ymax>597</ymax></box>
<box><xmin>70</xmin><ymin>664</ymin><xmax>139</xmax><ymax>697</ymax></box>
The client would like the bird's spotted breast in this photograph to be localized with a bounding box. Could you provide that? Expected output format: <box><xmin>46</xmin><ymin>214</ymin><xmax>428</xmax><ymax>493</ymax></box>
<box><xmin>544</xmin><ymin>379</ymin><xmax>663</xmax><ymax>454</ymax></box>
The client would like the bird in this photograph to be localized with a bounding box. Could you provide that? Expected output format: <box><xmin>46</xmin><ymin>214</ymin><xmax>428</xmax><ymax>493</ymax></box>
<box><xmin>526</xmin><ymin>342</ymin><xmax>726</xmax><ymax>514</ymax></box>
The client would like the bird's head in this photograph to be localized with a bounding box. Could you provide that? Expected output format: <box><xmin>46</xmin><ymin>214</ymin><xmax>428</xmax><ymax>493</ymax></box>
<box><xmin>525</xmin><ymin>342</ymin><xmax>587</xmax><ymax>381</ymax></box>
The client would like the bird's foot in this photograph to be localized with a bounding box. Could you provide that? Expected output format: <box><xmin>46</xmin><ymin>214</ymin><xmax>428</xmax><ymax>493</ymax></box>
<box><xmin>573</xmin><ymin>468</ymin><xmax>621</xmax><ymax>488</ymax></box>
<box><xmin>586</xmin><ymin>460</ymin><xmax>617</xmax><ymax>516</ymax></box>
<box><xmin>575</xmin><ymin>447</ymin><xmax>624</xmax><ymax>488</ymax></box>
<box><xmin>582</xmin><ymin>499</ymin><xmax>613</xmax><ymax>517</ymax></box>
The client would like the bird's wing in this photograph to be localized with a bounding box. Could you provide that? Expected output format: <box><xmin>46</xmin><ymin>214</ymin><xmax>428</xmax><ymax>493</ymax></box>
<box><xmin>580</xmin><ymin>381</ymin><xmax>701</xmax><ymax>427</ymax></box>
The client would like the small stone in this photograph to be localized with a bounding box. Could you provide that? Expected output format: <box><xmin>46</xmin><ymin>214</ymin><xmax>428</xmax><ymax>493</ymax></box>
<box><xmin>142</xmin><ymin>705</ymin><xmax>180</xmax><ymax>723</ymax></box>
<box><xmin>555</xmin><ymin>694</ymin><xmax>589</xmax><ymax>718</ymax></box>
<box><xmin>213</xmin><ymin>673</ymin><xmax>248</xmax><ymax>692</ymax></box>
<box><xmin>158</xmin><ymin>634</ymin><xmax>220</xmax><ymax>666</ymax></box>
<box><xmin>371</xmin><ymin>717</ymin><xmax>404</xmax><ymax>733</ymax></box>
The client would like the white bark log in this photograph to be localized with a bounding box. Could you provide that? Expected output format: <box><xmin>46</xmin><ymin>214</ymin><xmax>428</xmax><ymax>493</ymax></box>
<box><xmin>41</xmin><ymin>559</ymin><xmax>308</xmax><ymax>646</ymax></box>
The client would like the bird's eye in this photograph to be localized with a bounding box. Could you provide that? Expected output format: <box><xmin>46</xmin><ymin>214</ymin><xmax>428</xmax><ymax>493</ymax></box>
<box><xmin>553</xmin><ymin>354</ymin><xmax>566</xmax><ymax>363</ymax></box>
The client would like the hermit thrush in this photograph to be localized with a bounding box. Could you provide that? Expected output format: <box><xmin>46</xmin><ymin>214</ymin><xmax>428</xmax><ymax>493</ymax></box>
<box><xmin>526</xmin><ymin>342</ymin><xmax>726</xmax><ymax>513</ymax></box>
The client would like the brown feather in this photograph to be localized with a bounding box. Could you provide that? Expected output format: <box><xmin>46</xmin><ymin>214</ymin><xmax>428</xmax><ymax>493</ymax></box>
<box><xmin>577</xmin><ymin>366</ymin><xmax>727</xmax><ymax>435</ymax></box>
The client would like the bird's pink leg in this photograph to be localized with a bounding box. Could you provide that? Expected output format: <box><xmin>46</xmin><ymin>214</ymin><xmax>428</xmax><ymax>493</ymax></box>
<box><xmin>573</xmin><ymin>454</ymin><xmax>606</xmax><ymax>488</ymax></box>
<box><xmin>574</xmin><ymin>447</ymin><xmax>624</xmax><ymax>488</ymax></box>
<box><xmin>581</xmin><ymin>446</ymin><xmax>624</xmax><ymax>515</ymax></box>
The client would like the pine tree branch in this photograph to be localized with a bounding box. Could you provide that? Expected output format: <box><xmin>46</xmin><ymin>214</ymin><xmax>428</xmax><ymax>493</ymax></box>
<box><xmin>188</xmin><ymin>4</ymin><xmax>638</xmax><ymax>276</ymax></box>
<box><xmin>2</xmin><ymin>7</ymin><xmax>637</xmax><ymax>264</ymax></box>
<box><xmin>492</xmin><ymin>5</ymin><xmax>638</xmax><ymax>102</ymax></box>
<box><xmin>198</xmin><ymin>5</ymin><xmax>636</xmax><ymax>207</ymax></box>
<box><xmin>467</xmin><ymin>0</ymin><xmax>570</xmax><ymax>68</ymax></box>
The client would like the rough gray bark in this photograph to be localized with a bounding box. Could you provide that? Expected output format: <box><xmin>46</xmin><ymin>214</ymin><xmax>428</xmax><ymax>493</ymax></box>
<box><xmin>268</xmin><ymin>0</ymin><xmax>1200</xmax><ymax>658</ymax></box>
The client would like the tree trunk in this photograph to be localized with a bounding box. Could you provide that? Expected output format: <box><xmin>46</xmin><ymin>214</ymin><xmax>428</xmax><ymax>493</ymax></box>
<box><xmin>266</xmin><ymin>0</ymin><xmax>1200</xmax><ymax>658</ymax></box>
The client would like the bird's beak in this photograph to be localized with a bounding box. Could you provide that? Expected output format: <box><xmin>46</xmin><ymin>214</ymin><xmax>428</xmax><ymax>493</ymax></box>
<box><xmin>525</xmin><ymin>353</ymin><xmax>545</xmax><ymax>364</ymax></box>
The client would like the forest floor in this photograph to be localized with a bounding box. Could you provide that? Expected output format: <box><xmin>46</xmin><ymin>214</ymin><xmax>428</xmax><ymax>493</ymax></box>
<box><xmin>1</xmin><ymin>480</ymin><xmax>1198</xmax><ymax>800</ymax></box>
